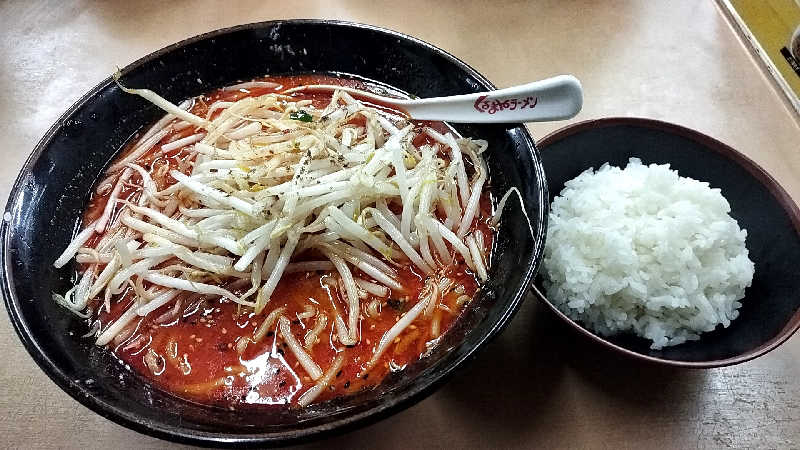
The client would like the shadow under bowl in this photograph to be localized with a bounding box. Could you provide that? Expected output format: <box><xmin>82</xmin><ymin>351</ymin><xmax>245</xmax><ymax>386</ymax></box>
<box><xmin>1</xmin><ymin>20</ymin><xmax>547</xmax><ymax>446</ymax></box>
<box><xmin>533</xmin><ymin>117</ymin><xmax>800</xmax><ymax>368</ymax></box>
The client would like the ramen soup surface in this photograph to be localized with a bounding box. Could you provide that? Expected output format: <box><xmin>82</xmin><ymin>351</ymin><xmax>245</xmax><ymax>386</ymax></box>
<box><xmin>54</xmin><ymin>75</ymin><xmax>495</xmax><ymax>408</ymax></box>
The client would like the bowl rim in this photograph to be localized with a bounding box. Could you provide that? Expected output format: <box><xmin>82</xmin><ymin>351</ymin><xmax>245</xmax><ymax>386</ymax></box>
<box><xmin>0</xmin><ymin>19</ymin><xmax>547</xmax><ymax>446</ymax></box>
<box><xmin>534</xmin><ymin>116</ymin><xmax>800</xmax><ymax>369</ymax></box>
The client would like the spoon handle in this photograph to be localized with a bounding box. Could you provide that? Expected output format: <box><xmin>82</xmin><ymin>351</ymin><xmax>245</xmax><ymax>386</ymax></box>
<box><xmin>401</xmin><ymin>75</ymin><xmax>583</xmax><ymax>123</ymax></box>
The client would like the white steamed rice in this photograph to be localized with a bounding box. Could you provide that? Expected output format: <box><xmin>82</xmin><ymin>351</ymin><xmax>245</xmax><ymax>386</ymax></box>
<box><xmin>542</xmin><ymin>158</ymin><xmax>755</xmax><ymax>349</ymax></box>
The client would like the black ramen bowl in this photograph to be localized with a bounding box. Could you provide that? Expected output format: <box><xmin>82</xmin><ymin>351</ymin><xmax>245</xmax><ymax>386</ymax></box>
<box><xmin>534</xmin><ymin>118</ymin><xmax>800</xmax><ymax>368</ymax></box>
<box><xmin>1</xmin><ymin>20</ymin><xmax>547</xmax><ymax>446</ymax></box>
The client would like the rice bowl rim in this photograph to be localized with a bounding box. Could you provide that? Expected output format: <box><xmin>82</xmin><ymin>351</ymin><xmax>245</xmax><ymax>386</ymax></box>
<box><xmin>533</xmin><ymin>117</ymin><xmax>800</xmax><ymax>368</ymax></box>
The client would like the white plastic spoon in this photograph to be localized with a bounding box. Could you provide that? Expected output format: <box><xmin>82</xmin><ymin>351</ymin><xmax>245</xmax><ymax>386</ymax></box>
<box><xmin>284</xmin><ymin>75</ymin><xmax>583</xmax><ymax>123</ymax></box>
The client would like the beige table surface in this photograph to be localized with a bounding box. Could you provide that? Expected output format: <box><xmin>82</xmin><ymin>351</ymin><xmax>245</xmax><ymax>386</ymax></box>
<box><xmin>1</xmin><ymin>1</ymin><xmax>799</xmax><ymax>448</ymax></box>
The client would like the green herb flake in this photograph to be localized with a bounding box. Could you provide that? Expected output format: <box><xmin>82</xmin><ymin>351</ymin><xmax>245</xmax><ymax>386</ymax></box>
<box><xmin>289</xmin><ymin>110</ymin><xmax>313</xmax><ymax>122</ymax></box>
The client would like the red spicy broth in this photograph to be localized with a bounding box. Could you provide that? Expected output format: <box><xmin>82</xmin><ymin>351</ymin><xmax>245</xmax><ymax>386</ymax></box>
<box><xmin>79</xmin><ymin>75</ymin><xmax>494</xmax><ymax>408</ymax></box>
